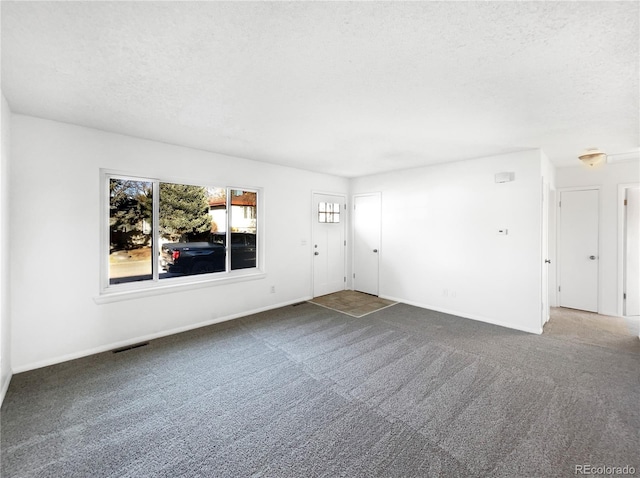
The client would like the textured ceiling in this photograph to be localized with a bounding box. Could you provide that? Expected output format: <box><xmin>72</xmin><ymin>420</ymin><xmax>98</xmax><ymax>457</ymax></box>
<box><xmin>1</xmin><ymin>1</ymin><xmax>639</xmax><ymax>177</ymax></box>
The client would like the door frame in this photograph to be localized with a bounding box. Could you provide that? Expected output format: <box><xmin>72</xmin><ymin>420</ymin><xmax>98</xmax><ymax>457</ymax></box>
<box><xmin>617</xmin><ymin>183</ymin><xmax>640</xmax><ymax>317</ymax></box>
<box><xmin>352</xmin><ymin>192</ymin><xmax>382</xmax><ymax>296</ymax></box>
<box><xmin>311</xmin><ymin>191</ymin><xmax>347</xmax><ymax>297</ymax></box>
<box><xmin>556</xmin><ymin>186</ymin><xmax>601</xmax><ymax>313</ymax></box>
<box><xmin>541</xmin><ymin>179</ymin><xmax>550</xmax><ymax>326</ymax></box>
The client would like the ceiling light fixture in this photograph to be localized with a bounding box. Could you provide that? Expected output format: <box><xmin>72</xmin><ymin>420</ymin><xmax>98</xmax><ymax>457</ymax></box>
<box><xmin>578</xmin><ymin>148</ymin><xmax>607</xmax><ymax>167</ymax></box>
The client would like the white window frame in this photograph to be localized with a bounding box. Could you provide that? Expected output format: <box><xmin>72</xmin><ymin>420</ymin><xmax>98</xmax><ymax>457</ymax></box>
<box><xmin>96</xmin><ymin>169</ymin><xmax>265</xmax><ymax>304</ymax></box>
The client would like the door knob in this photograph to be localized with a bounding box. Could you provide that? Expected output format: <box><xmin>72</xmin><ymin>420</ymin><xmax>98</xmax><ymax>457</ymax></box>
<box><xmin>373</xmin><ymin>249</ymin><xmax>378</xmax><ymax>253</ymax></box>
<box><xmin>589</xmin><ymin>255</ymin><xmax>596</xmax><ymax>260</ymax></box>
<box><xmin>314</xmin><ymin>252</ymin><xmax>319</xmax><ymax>256</ymax></box>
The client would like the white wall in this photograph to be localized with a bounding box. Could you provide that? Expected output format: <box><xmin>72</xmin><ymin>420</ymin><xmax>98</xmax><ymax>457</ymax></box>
<box><xmin>555</xmin><ymin>161</ymin><xmax>640</xmax><ymax>316</ymax></box>
<box><xmin>1</xmin><ymin>94</ymin><xmax>12</xmax><ymax>402</ymax></box>
<box><xmin>10</xmin><ymin>115</ymin><xmax>348</xmax><ymax>372</ymax></box>
<box><xmin>351</xmin><ymin>150</ymin><xmax>545</xmax><ymax>334</ymax></box>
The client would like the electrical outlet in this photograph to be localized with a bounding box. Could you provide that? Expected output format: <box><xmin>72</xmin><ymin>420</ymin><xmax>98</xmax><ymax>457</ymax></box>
<box><xmin>270</xmin><ymin>286</ymin><xmax>276</xmax><ymax>294</ymax></box>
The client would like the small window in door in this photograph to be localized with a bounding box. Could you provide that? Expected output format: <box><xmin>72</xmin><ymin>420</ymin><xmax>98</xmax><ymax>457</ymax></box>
<box><xmin>318</xmin><ymin>202</ymin><xmax>341</xmax><ymax>223</ymax></box>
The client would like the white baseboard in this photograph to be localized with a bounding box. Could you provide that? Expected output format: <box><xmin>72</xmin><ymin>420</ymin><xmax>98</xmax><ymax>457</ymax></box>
<box><xmin>379</xmin><ymin>295</ymin><xmax>543</xmax><ymax>335</ymax></box>
<box><xmin>12</xmin><ymin>296</ymin><xmax>312</xmax><ymax>374</ymax></box>
<box><xmin>0</xmin><ymin>372</ymin><xmax>11</xmax><ymax>407</ymax></box>
<box><xmin>12</xmin><ymin>294</ymin><xmax>544</xmax><ymax>374</ymax></box>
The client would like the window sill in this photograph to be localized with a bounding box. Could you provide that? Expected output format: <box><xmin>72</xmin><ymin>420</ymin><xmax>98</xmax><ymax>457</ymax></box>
<box><xmin>94</xmin><ymin>269</ymin><xmax>266</xmax><ymax>304</ymax></box>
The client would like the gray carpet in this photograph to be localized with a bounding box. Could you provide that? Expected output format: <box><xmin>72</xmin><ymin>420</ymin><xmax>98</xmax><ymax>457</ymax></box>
<box><xmin>2</xmin><ymin>303</ymin><xmax>639</xmax><ymax>477</ymax></box>
<box><xmin>543</xmin><ymin>307</ymin><xmax>640</xmax><ymax>355</ymax></box>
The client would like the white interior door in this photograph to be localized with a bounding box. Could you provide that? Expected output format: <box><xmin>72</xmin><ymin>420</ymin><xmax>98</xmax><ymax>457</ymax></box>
<box><xmin>624</xmin><ymin>187</ymin><xmax>640</xmax><ymax>316</ymax></box>
<box><xmin>353</xmin><ymin>193</ymin><xmax>381</xmax><ymax>296</ymax></box>
<box><xmin>559</xmin><ymin>189</ymin><xmax>599</xmax><ymax>312</ymax></box>
<box><xmin>312</xmin><ymin>193</ymin><xmax>345</xmax><ymax>297</ymax></box>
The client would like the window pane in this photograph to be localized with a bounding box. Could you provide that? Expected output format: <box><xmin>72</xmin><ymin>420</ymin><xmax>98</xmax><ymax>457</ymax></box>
<box><xmin>159</xmin><ymin>183</ymin><xmax>226</xmax><ymax>277</ymax></box>
<box><xmin>230</xmin><ymin>190</ymin><xmax>257</xmax><ymax>270</ymax></box>
<box><xmin>109</xmin><ymin>179</ymin><xmax>153</xmax><ymax>284</ymax></box>
<box><xmin>318</xmin><ymin>203</ymin><xmax>340</xmax><ymax>224</ymax></box>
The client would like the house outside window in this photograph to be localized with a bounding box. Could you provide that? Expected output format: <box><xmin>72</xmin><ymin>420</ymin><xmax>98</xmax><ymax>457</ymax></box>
<box><xmin>104</xmin><ymin>172</ymin><xmax>260</xmax><ymax>294</ymax></box>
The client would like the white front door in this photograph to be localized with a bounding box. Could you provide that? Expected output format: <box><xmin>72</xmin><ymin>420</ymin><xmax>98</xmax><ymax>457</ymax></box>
<box><xmin>312</xmin><ymin>193</ymin><xmax>346</xmax><ymax>297</ymax></box>
<box><xmin>625</xmin><ymin>187</ymin><xmax>640</xmax><ymax>316</ymax></box>
<box><xmin>559</xmin><ymin>189</ymin><xmax>599</xmax><ymax>312</ymax></box>
<box><xmin>353</xmin><ymin>193</ymin><xmax>381</xmax><ymax>296</ymax></box>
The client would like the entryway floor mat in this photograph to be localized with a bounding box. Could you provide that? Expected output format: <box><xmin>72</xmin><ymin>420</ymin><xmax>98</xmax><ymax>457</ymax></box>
<box><xmin>309</xmin><ymin>290</ymin><xmax>397</xmax><ymax>318</ymax></box>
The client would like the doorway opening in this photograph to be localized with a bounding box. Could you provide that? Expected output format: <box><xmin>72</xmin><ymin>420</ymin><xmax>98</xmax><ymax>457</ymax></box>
<box><xmin>621</xmin><ymin>185</ymin><xmax>639</xmax><ymax>317</ymax></box>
